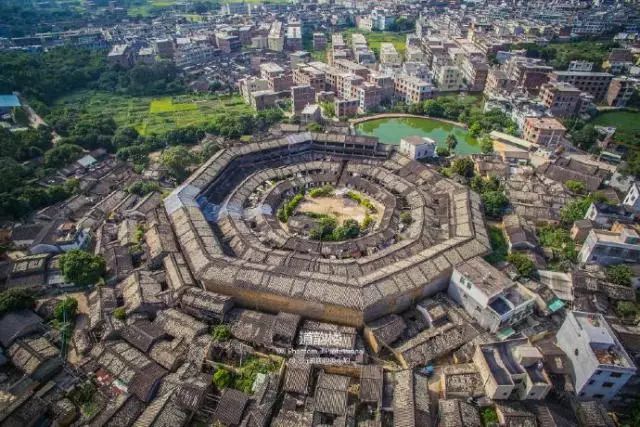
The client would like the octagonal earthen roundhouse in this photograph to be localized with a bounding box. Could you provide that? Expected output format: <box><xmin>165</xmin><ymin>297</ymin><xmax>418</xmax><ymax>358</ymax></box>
<box><xmin>164</xmin><ymin>132</ymin><xmax>490</xmax><ymax>326</ymax></box>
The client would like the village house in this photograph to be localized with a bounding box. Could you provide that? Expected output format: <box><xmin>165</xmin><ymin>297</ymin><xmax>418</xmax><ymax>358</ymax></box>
<box><xmin>120</xmin><ymin>270</ymin><xmax>165</xmax><ymax>317</ymax></box>
<box><xmin>8</xmin><ymin>336</ymin><xmax>63</xmax><ymax>382</ymax></box>
<box><xmin>556</xmin><ymin>311</ymin><xmax>637</xmax><ymax>403</ymax></box>
<box><xmin>448</xmin><ymin>257</ymin><xmax>535</xmax><ymax>333</ymax></box>
<box><xmin>473</xmin><ymin>338</ymin><xmax>552</xmax><ymax>400</ymax></box>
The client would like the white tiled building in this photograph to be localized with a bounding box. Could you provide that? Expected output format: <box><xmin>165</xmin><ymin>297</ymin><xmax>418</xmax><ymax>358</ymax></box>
<box><xmin>448</xmin><ymin>257</ymin><xmax>535</xmax><ymax>333</ymax></box>
<box><xmin>556</xmin><ymin>311</ymin><xmax>636</xmax><ymax>403</ymax></box>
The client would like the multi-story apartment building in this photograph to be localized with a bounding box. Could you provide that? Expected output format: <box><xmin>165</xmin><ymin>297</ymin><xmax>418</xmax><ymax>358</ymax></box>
<box><xmin>604</xmin><ymin>48</ymin><xmax>634</xmax><ymax>75</ymax></box>
<box><xmin>108</xmin><ymin>44</ymin><xmax>133</xmax><ymax>68</ymax></box>
<box><xmin>285</xmin><ymin>22</ymin><xmax>302</xmax><ymax>52</ymax></box>
<box><xmin>293</xmin><ymin>66</ymin><xmax>326</xmax><ymax>92</ymax></box>
<box><xmin>380</xmin><ymin>43</ymin><xmax>402</xmax><ymax>65</ymax></box>
<box><xmin>334</xmin><ymin>59</ymin><xmax>370</xmax><ymax>79</ymax></box>
<box><xmin>550</xmin><ymin>71</ymin><xmax>613</xmax><ymax>102</ymax></box>
<box><xmin>307</xmin><ymin>61</ymin><xmax>348</xmax><ymax>97</ymax></box>
<box><xmin>251</xmin><ymin>36</ymin><xmax>268</xmax><ymax>50</ymax></box>
<box><xmin>334</xmin><ymin>99</ymin><xmax>359</xmax><ymax>119</ymax></box>
<box><xmin>268</xmin><ymin>21</ymin><xmax>284</xmax><ymax>52</ymax></box>
<box><xmin>343</xmin><ymin>75</ymin><xmax>365</xmax><ymax>99</ymax></box>
<box><xmin>522</xmin><ymin>117</ymin><xmax>566</xmax><ymax>146</ymax></box>
<box><xmin>504</xmin><ymin>56</ymin><xmax>553</xmax><ymax>92</ymax></box>
<box><xmin>622</xmin><ymin>183</ymin><xmax>640</xmax><ymax>213</ymax></box>
<box><xmin>259</xmin><ymin>62</ymin><xmax>292</xmax><ymax>92</ymax></box>
<box><xmin>238</xmin><ymin>77</ymin><xmax>270</xmax><ymax>103</ymax></box>
<box><xmin>250</xmin><ymin>90</ymin><xmax>278</xmax><ymax>111</ymax></box>
<box><xmin>557</xmin><ymin>311</ymin><xmax>637</xmax><ymax>403</ymax></box>
<box><xmin>313</xmin><ymin>33</ymin><xmax>327</xmax><ymax>50</ymax></box>
<box><xmin>584</xmin><ymin>202</ymin><xmax>636</xmax><ymax>227</ymax></box>
<box><xmin>350</xmin><ymin>33</ymin><xmax>375</xmax><ymax>65</ymax></box>
<box><xmin>473</xmin><ymin>338</ymin><xmax>552</xmax><ymax>401</ymax></box>
<box><xmin>433</xmin><ymin>60</ymin><xmax>464</xmax><ymax>92</ymax></box>
<box><xmin>394</xmin><ymin>75</ymin><xmax>434</xmax><ymax>104</ymax></box>
<box><xmin>579</xmin><ymin>222</ymin><xmax>640</xmax><ymax>265</ymax></box>
<box><xmin>153</xmin><ymin>38</ymin><xmax>174</xmax><ymax>59</ymax></box>
<box><xmin>461</xmin><ymin>58</ymin><xmax>489</xmax><ymax>92</ymax></box>
<box><xmin>405</xmin><ymin>46</ymin><xmax>425</xmax><ymax>63</ymax></box>
<box><xmin>606</xmin><ymin>76</ymin><xmax>637</xmax><ymax>108</ymax></box>
<box><xmin>484</xmin><ymin>70</ymin><xmax>516</xmax><ymax>96</ymax></box>
<box><xmin>330</xmin><ymin>34</ymin><xmax>350</xmax><ymax>65</ymax></box>
<box><xmin>369</xmin><ymin>73</ymin><xmax>395</xmax><ymax>103</ymax></box>
<box><xmin>539</xmin><ymin>82</ymin><xmax>582</xmax><ymax>118</ymax></box>
<box><xmin>216</xmin><ymin>33</ymin><xmax>240</xmax><ymax>54</ymax></box>
<box><xmin>260</xmin><ymin>62</ymin><xmax>284</xmax><ymax>80</ymax></box>
<box><xmin>448</xmin><ymin>257</ymin><xmax>535</xmax><ymax>333</ymax></box>
<box><xmin>291</xmin><ymin>85</ymin><xmax>316</xmax><ymax>115</ymax></box>
<box><xmin>355</xmin><ymin>82</ymin><xmax>382</xmax><ymax>113</ymax></box>
<box><xmin>369</xmin><ymin>8</ymin><xmax>396</xmax><ymax>31</ymax></box>
<box><xmin>174</xmin><ymin>44</ymin><xmax>217</xmax><ymax>68</ymax></box>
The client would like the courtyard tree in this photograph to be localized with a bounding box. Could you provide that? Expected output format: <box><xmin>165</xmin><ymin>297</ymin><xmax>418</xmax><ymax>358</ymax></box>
<box><xmin>212</xmin><ymin>367</ymin><xmax>234</xmax><ymax>390</ymax></box>
<box><xmin>59</xmin><ymin>250</ymin><xmax>106</xmax><ymax>286</ymax></box>
<box><xmin>451</xmin><ymin>157</ymin><xmax>475</xmax><ymax>178</ymax></box>
<box><xmin>160</xmin><ymin>145</ymin><xmax>196</xmax><ymax>181</ymax></box>
<box><xmin>446</xmin><ymin>134</ymin><xmax>458</xmax><ymax>150</ymax></box>
<box><xmin>55</xmin><ymin>297</ymin><xmax>78</xmax><ymax>323</ymax></box>
<box><xmin>480</xmin><ymin>135</ymin><xmax>494</xmax><ymax>154</ymax></box>
<box><xmin>507</xmin><ymin>253</ymin><xmax>536</xmax><ymax>278</ymax></box>
<box><xmin>565</xmin><ymin>180</ymin><xmax>586</xmax><ymax>194</ymax></box>
<box><xmin>481</xmin><ymin>190</ymin><xmax>509</xmax><ymax>219</ymax></box>
<box><xmin>0</xmin><ymin>288</ymin><xmax>34</xmax><ymax>316</ymax></box>
<box><xmin>606</xmin><ymin>264</ymin><xmax>633</xmax><ymax>287</ymax></box>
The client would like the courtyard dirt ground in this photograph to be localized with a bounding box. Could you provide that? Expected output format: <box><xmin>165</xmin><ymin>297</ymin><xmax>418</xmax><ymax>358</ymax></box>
<box><xmin>296</xmin><ymin>190</ymin><xmax>384</xmax><ymax>226</ymax></box>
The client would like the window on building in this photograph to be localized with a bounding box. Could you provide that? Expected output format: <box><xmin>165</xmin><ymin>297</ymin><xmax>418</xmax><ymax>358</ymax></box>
<box><xmin>610</xmin><ymin>372</ymin><xmax>623</xmax><ymax>378</ymax></box>
<box><xmin>603</xmin><ymin>382</ymin><xmax>615</xmax><ymax>388</ymax></box>
<box><xmin>588</xmin><ymin>380</ymin><xmax>595</xmax><ymax>385</ymax></box>
<box><xmin>593</xmin><ymin>394</ymin><xmax>605</xmax><ymax>399</ymax></box>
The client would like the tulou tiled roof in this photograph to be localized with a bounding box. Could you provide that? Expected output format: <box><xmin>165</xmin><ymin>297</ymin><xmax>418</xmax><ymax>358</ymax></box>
<box><xmin>164</xmin><ymin>133</ymin><xmax>490</xmax><ymax>325</ymax></box>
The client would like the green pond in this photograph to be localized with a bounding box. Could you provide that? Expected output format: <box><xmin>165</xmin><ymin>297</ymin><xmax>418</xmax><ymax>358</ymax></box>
<box><xmin>355</xmin><ymin>117</ymin><xmax>480</xmax><ymax>154</ymax></box>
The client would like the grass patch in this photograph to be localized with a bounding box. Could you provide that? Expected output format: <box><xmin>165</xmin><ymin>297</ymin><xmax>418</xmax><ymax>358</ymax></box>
<box><xmin>485</xmin><ymin>226</ymin><xmax>508</xmax><ymax>265</ymax></box>
<box><xmin>481</xmin><ymin>407</ymin><xmax>498</xmax><ymax>427</ymax></box>
<box><xmin>591</xmin><ymin>110</ymin><xmax>640</xmax><ymax>146</ymax></box>
<box><xmin>149</xmin><ymin>97</ymin><xmax>198</xmax><ymax>114</ymax></box>
<box><xmin>50</xmin><ymin>90</ymin><xmax>253</xmax><ymax>136</ymax></box>
<box><xmin>341</xmin><ymin>28</ymin><xmax>408</xmax><ymax>57</ymax></box>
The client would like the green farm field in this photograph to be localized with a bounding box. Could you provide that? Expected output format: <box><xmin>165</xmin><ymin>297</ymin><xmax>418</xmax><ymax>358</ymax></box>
<box><xmin>51</xmin><ymin>91</ymin><xmax>253</xmax><ymax>136</ymax></box>
<box><xmin>591</xmin><ymin>110</ymin><xmax>640</xmax><ymax>146</ymax></box>
<box><xmin>341</xmin><ymin>29</ymin><xmax>409</xmax><ymax>57</ymax></box>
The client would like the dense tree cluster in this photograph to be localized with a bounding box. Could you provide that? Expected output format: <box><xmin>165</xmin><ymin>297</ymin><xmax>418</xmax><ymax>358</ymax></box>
<box><xmin>513</xmin><ymin>40</ymin><xmax>619</xmax><ymax>71</ymax></box>
<box><xmin>564</xmin><ymin>118</ymin><xmax>600</xmax><ymax>152</ymax></box>
<box><xmin>0</xmin><ymin>288</ymin><xmax>35</xmax><ymax>316</ymax></box>
<box><xmin>0</xmin><ymin>128</ymin><xmax>79</xmax><ymax>219</ymax></box>
<box><xmin>397</xmin><ymin>96</ymin><xmax>518</xmax><ymax>138</ymax></box>
<box><xmin>0</xmin><ymin>49</ymin><xmax>184</xmax><ymax>108</ymax></box>
<box><xmin>59</xmin><ymin>250</ymin><xmax>106</xmax><ymax>286</ymax></box>
<box><xmin>0</xmin><ymin>0</ymin><xmax>84</xmax><ymax>37</ymax></box>
<box><xmin>507</xmin><ymin>253</ymin><xmax>536</xmax><ymax>278</ymax></box>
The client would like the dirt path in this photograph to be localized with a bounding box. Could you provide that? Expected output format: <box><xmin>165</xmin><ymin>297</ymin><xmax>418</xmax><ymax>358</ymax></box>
<box><xmin>65</xmin><ymin>292</ymin><xmax>89</xmax><ymax>365</ymax></box>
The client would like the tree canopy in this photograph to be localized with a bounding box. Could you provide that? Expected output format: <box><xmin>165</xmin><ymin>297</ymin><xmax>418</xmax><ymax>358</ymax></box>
<box><xmin>59</xmin><ymin>250</ymin><xmax>106</xmax><ymax>286</ymax></box>
<box><xmin>451</xmin><ymin>157</ymin><xmax>475</xmax><ymax>178</ymax></box>
<box><xmin>606</xmin><ymin>265</ymin><xmax>633</xmax><ymax>287</ymax></box>
<box><xmin>54</xmin><ymin>297</ymin><xmax>78</xmax><ymax>323</ymax></box>
<box><xmin>160</xmin><ymin>146</ymin><xmax>197</xmax><ymax>181</ymax></box>
<box><xmin>0</xmin><ymin>288</ymin><xmax>35</xmax><ymax>316</ymax></box>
